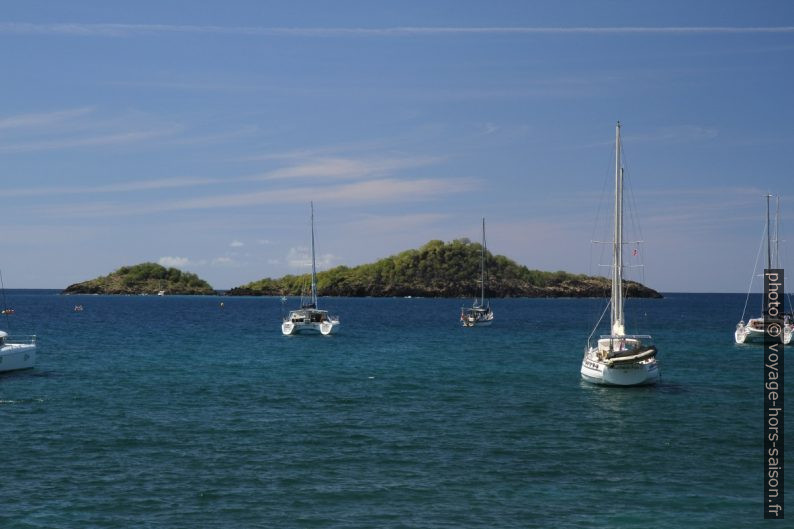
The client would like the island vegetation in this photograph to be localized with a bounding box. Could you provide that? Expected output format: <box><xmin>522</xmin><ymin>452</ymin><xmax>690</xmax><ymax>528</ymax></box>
<box><xmin>228</xmin><ymin>239</ymin><xmax>661</xmax><ymax>298</ymax></box>
<box><xmin>62</xmin><ymin>262</ymin><xmax>215</xmax><ymax>295</ymax></box>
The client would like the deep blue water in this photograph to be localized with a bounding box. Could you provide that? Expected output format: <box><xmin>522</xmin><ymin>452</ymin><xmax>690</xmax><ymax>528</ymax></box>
<box><xmin>0</xmin><ymin>291</ymin><xmax>790</xmax><ymax>528</ymax></box>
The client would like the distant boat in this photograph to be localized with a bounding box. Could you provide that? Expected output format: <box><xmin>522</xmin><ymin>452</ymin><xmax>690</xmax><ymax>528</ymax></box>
<box><xmin>281</xmin><ymin>202</ymin><xmax>340</xmax><ymax>336</ymax></box>
<box><xmin>157</xmin><ymin>290</ymin><xmax>165</xmax><ymax>296</ymax></box>
<box><xmin>461</xmin><ymin>217</ymin><xmax>493</xmax><ymax>327</ymax></box>
<box><xmin>581</xmin><ymin>122</ymin><xmax>659</xmax><ymax>386</ymax></box>
<box><xmin>0</xmin><ymin>270</ymin><xmax>36</xmax><ymax>373</ymax></box>
<box><xmin>73</xmin><ymin>305</ymin><xmax>84</xmax><ymax>312</ymax></box>
<box><xmin>735</xmin><ymin>195</ymin><xmax>793</xmax><ymax>345</ymax></box>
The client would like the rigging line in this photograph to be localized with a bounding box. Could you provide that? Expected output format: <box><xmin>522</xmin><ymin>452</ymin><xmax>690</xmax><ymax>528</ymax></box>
<box><xmin>590</xmin><ymin>141</ymin><xmax>616</xmax><ymax>279</ymax></box>
<box><xmin>0</xmin><ymin>269</ymin><xmax>9</xmax><ymax>330</ymax></box>
<box><xmin>587</xmin><ymin>298</ymin><xmax>612</xmax><ymax>349</ymax></box>
<box><xmin>741</xmin><ymin>219</ymin><xmax>767</xmax><ymax>321</ymax></box>
<box><xmin>621</xmin><ymin>143</ymin><xmax>646</xmax><ymax>244</ymax></box>
<box><xmin>589</xmin><ymin>137</ymin><xmax>617</xmax><ymax>260</ymax></box>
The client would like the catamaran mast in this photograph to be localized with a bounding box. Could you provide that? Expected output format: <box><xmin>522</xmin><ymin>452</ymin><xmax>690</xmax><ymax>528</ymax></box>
<box><xmin>481</xmin><ymin>217</ymin><xmax>486</xmax><ymax>307</ymax></box>
<box><xmin>611</xmin><ymin>122</ymin><xmax>624</xmax><ymax>336</ymax></box>
<box><xmin>311</xmin><ymin>201</ymin><xmax>318</xmax><ymax>307</ymax></box>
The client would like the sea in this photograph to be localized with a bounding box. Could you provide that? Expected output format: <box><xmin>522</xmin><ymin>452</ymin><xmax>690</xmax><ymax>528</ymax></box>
<box><xmin>0</xmin><ymin>290</ymin><xmax>790</xmax><ymax>528</ymax></box>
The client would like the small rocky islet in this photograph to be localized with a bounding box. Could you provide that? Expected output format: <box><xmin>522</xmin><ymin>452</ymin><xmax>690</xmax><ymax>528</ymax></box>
<box><xmin>62</xmin><ymin>262</ymin><xmax>215</xmax><ymax>295</ymax></box>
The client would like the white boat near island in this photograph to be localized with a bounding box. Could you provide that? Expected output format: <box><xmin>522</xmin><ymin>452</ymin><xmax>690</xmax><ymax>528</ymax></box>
<box><xmin>581</xmin><ymin>122</ymin><xmax>660</xmax><ymax>386</ymax></box>
<box><xmin>0</xmin><ymin>331</ymin><xmax>37</xmax><ymax>373</ymax></box>
<box><xmin>461</xmin><ymin>217</ymin><xmax>493</xmax><ymax>327</ymax></box>
<box><xmin>735</xmin><ymin>194</ymin><xmax>793</xmax><ymax>345</ymax></box>
<box><xmin>281</xmin><ymin>202</ymin><xmax>340</xmax><ymax>336</ymax></box>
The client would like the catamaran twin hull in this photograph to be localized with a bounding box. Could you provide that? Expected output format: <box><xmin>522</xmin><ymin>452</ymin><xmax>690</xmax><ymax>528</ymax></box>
<box><xmin>461</xmin><ymin>308</ymin><xmax>494</xmax><ymax>327</ymax></box>
<box><xmin>282</xmin><ymin>320</ymin><xmax>339</xmax><ymax>335</ymax></box>
<box><xmin>735</xmin><ymin>319</ymin><xmax>792</xmax><ymax>345</ymax></box>
<box><xmin>282</xmin><ymin>310</ymin><xmax>340</xmax><ymax>336</ymax></box>
<box><xmin>0</xmin><ymin>342</ymin><xmax>37</xmax><ymax>373</ymax></box>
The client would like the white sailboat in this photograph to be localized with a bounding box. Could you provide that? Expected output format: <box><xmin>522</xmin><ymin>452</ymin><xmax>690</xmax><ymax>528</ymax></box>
<box><xmin>461</xmin><ymin>217</ymin><xmax>494</xmax><ymax>327</ymax></box>
<box><xmin>581</xmin><ymin>122</ymin><xmax>660</xmax><ymax>386</ymax></box>
<box><xmin>281</xmin><ymin>202</ymin><xmax>340</xmax><ymax>336</ymax></box>
<box><xmin>735</xmin><ymin>195</ymin><xmax>793</xmax><ymax>345</ymax></box>
<box><xmin>0</xmin><ymin>271</ymin><xmax>36</xmax><ymax>373</ymax></box>
<box><xmin>0</xmin><ymin>331</ymin><xmax>37</xmax><ymax>373</ymax></box>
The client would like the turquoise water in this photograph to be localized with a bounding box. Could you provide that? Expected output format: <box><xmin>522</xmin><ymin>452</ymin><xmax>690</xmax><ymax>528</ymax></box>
<box><xmin>1</xmin><ymin>291</ymin><xmax>789</xmax><ymax>528</ymax></box>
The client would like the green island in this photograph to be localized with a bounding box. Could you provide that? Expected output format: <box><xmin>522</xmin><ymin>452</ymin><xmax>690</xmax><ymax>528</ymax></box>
<box><xmin>228</xmin><ymin>239</ymin><xmax>662</xmax><ymax>298</ymax></box>
<box><xmin>62</xmin><ymin>262</ymin><xmax>215</xmax><ymax>295</ymax></box>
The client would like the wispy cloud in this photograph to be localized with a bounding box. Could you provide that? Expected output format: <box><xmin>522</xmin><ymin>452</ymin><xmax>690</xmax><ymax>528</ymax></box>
<box><xmin>3</xmin><ymin>176</ymin><xmax>222</xmax><ymax>198</ymax></box>
<box><xmin>343</xmin><ymin>212</ymin><xmax>450</xmax><ymax>234</ymax></box>
<box><xmin>260</xmin><ymin>155</ymin><xmax>441</xmax><ymax>181</ymax></box>
<box><xmin>0</xmin><ymin>107</ymin><xmax>93</xmax><ymax>130</ymax></box>
<box><xmin>41</xmin><ymin>176</ymin><xmax>474</xmax><ymax>218</ymax></box>
<box><xmin>0</xmin><ymin>125</ymin><xmax>182</xmax><ymax>153</ymax></box>
<box><xmin>2</xmin><ymin>22</ymin><xmax>793</xmax><ymax>38</ymax></box>
<box><xmin>166</xmin><ymin>177</ymin><xmax>470</xmax><ymax>211</ymax></box>
<box><xmin>229</xmin><ymin>240</ymin><xmax>244</xmax><ymax>248</ymax></box>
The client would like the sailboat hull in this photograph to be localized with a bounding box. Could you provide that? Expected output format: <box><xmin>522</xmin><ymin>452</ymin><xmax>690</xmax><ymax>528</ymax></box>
<box><xmin>581</xmin><ymin>349</ymin><xmax>659</xmax><ymax>386</ymax></box>
<box><xmin>0</xmin><ymin>343</ymin><xmax>36</xmax><ymax>373</ymax></box>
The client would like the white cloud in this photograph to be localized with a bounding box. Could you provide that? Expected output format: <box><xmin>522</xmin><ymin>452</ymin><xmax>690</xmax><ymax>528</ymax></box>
<box><xmin>211</xmin><ymin>257</ymin><xmax>235</xmax><ymax>267</ymax></box>
<box><xmin>287</xmin><ymin>247</ymin><xmax>337</xmax><ymax>269</ymax></box>
<box><xmin>230</xmin><ymin>240</ymin><xmax>244</xmax><ymax>248</ymax></box>
<box><xmin>287</xmin><ymin>247</ymin><xmax>311</xmax><ymax>268</ymax></box>
<box><xmin>317</xmin><ymin>253</ymin><xmax>337</xmax><ymax>268</ymax></box>
<box><xmin>158</xmin><ymin>256</ymin><xmax>191</xmax><ymax>268</ymax></box>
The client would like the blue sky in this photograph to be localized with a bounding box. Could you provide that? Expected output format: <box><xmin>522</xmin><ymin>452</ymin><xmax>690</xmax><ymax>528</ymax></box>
<box><xmin>1</xmin><ymin>0</ymin><xmax>793</xmax><ymax>291</ymax></box>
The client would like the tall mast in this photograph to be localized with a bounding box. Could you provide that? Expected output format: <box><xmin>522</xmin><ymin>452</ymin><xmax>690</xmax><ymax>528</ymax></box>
<box><xmin>310</xmin><ymin>201</ymin><xmax>317</xmax><ymax>307</ymax></box>
<box><xmin>766</xmin><ymin>194</ymin><xmax>772</xmax><ymax>271</ymax></box>
<box><xmin>611</xmin><ymin>122</ymin><xmax>624</xmax><ymax>336</ymax></box>
<box><xmin>481</xmin><ymin>217</ymin><xmax>486</xmax><ymax>306</ymax></box>
<box><xmin>774</xmin><ymin>195</ymin><xmax>780</xmax><ymax>269</ymax></box>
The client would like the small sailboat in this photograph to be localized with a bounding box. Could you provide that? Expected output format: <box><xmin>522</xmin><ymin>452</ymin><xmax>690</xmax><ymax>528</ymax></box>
<box><xmin>0</xmin><ymin>271</ymin><xmax>36</xmax><ymax>373</ymax></box>
<box><xmin>581</xmin><ymin>122</ymin><xmax>660</xmax><ymax>386</ymax></box>
<box><xmin>281</xmin><ymin>202</ymin><xmax>340</xmax><ymax>336</ymax></box>
<box><xmin>735</xmin><ymin>194</ymin><xmax>793</xmax><ymax>345</ymax></box>
<box><xmin>461</xmin><ymin>217</ymin><xmax>494</xmax><ymax>327</ymax></box>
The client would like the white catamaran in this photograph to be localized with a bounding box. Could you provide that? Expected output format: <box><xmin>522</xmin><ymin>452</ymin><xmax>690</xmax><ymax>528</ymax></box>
<box><xmin>581</xmin><ymin>122</ymin><xmax>660</xmax><ymax>386</ymax></box>
<box><xmin>281</xmin><ymin>202</ymin><xmax>340</xmax><ymax>336</ymax></box>
<box><xmin>735</xmin><ymin>194</ymin><xmax>793</xmax><ymax>345</ymax></box>
<box><xmin>461</xmin><ymin>218</ymin><xmax>494</xmax><ymax>327</ymax></box>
